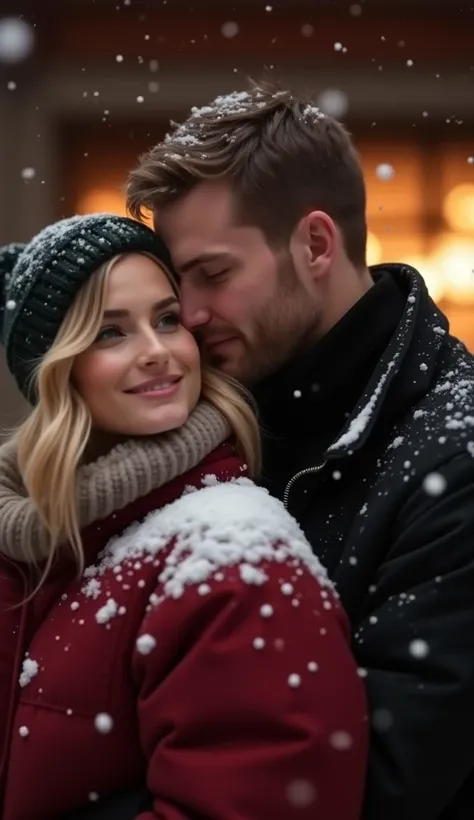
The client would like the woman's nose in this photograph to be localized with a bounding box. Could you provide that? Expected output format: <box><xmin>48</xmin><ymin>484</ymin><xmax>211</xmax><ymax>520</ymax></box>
<box><xmin>137</xmin><ymin>329</ymin><xmax>170</xmax><ymax>368</ymax></box>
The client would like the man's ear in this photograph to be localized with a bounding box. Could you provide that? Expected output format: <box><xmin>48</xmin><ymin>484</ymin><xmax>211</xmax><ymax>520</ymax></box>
<box><xmin>290</xmin><ymin>211</ymin><xmax>338</xmax><ymax>283</ymax></box>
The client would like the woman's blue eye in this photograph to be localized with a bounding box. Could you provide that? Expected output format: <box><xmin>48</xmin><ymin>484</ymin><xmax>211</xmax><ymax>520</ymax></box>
<box><xmin>95</xmin><ymin>326</ymin><xmax>122</xmax><ymax>342</ymax></box>
<box><xmin>156</xmin><ymin>312</ymin><xmax>180</xmax><ymax>331</ymax></box>
<box><xmin>95</xmin><ymin>312</ymin><xmax>180</xmax><ymax>342</ymax></box>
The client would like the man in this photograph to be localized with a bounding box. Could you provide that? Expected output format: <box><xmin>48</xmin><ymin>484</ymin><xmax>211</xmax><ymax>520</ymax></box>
<box><xmin>125</xmin><ymin>81</ymin><xmax>474</xmax><ymax>819</ymax></box>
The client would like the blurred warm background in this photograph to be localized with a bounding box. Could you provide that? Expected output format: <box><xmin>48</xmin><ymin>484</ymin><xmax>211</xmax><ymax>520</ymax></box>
<box><xmin>0</xmin><ymin>0</ymin><xmax>473</xmax><ymax>429</ymax></box>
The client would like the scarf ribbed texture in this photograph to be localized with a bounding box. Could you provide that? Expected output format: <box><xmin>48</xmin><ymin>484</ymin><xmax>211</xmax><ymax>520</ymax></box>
<box><xmin>0</xmin><ymin>401</ymin><xmax>230</xmax><ymax>563</ymax></box>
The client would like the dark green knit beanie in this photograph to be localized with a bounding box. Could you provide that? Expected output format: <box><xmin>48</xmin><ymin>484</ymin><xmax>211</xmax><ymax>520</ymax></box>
<box><xmin>0</xmin><ymin>213</ymin><xmax>176</xmax><ymax>402</ymax></box>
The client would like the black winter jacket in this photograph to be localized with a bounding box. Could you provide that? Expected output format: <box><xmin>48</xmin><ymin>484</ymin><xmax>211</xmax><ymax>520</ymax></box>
<box><xmin>258</xmin><ymin>264</ymin><xmax>474</xmax><ymax>820</ymax></box>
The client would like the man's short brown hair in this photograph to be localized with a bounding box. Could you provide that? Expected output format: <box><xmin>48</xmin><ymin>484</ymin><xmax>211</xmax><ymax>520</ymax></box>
<box><xmin>127</xmin><ymin>81</ymin><xmax>367</xmax><ymax>269</ymax></box>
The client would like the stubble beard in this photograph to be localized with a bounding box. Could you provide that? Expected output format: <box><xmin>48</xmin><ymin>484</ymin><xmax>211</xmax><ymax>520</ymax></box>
<box><xmin>208</xmin><ymin>255</ymin><xmax>320</xmax><ymax>387</ymax></box>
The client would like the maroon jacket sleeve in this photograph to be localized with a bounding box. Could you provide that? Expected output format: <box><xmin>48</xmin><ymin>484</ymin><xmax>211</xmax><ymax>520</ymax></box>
<box><xmin>132</xmin><ymin>554</ymin><xmax>367</xmax><ymax>820</ymax></box>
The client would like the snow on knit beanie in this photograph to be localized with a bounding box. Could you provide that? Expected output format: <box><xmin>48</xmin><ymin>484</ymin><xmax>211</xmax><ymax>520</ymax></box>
<box><xmin>0</xmin><ymin>213</ymin><xmax>175</xmax><ymax>402</ymax></box>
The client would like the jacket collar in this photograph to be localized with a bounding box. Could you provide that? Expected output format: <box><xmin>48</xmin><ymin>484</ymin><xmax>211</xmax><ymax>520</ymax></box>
<box><xmin>327</xmin><ymin>264</ymin><xmax>449</xmax><ymax>458</ymax></box>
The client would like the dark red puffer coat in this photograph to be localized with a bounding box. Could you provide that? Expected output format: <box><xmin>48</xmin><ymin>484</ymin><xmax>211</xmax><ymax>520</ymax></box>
<box><xmin>0</xmin><ymin>443</ymin><xmax>367</xmax><ymax>819</ymax></box>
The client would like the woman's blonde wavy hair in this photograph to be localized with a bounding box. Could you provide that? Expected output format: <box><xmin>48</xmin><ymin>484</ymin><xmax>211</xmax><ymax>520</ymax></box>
<box><xmin>14</xmin><ymin>253</ymin><xmax>260</xmax><ymax>581</ymax></box>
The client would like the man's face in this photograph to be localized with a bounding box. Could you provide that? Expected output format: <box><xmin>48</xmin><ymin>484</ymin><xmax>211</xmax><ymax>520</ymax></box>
<box><xmin>156</xmin><ymin>181</ymin><xmax>320</xmax><ymax>386</ymax></box>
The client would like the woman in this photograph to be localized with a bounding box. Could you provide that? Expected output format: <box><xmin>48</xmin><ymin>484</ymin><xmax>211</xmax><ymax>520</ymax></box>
<box><xmin>0</xmin><ymin>214</ymin><xmax>367</xmax><ymax>820</ymax></box>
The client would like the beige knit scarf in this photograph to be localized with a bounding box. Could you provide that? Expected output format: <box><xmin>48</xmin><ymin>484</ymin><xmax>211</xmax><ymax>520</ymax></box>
<box><xmin>0</xmin><ymin>401</ymin><xmax>231</xmax><ymax>565</ymax></box>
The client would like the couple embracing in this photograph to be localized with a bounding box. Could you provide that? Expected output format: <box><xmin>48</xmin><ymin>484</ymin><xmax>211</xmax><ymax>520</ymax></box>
<box><xmin>1</xmin><ymin>82</ymin><xmax>473</xmax><ymax>820</ymax></box>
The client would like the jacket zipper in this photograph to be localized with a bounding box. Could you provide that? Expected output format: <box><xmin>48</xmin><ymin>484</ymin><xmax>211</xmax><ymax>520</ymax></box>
<box><xmin>283</xmin><ymin>460</ymin><xmax>327</xmax><ymax>509</ymax></box>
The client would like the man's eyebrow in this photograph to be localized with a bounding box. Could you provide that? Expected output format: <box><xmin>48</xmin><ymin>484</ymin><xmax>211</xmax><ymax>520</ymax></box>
<box><xmin>178</xmin><ymin>253</ymin><xmax>231</xmax><ymax>274</ymax></box>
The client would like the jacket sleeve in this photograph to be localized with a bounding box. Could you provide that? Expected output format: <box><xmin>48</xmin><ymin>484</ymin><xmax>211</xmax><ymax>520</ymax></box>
<box><xmin>132</xmin><ymin>552</ymin><xmax>367</xmax><ymax>820</ymax></box>
<box><xmin>356</xmin><ymin>453</ymin><xmax>474</xmax><ymax>820</ymax></box>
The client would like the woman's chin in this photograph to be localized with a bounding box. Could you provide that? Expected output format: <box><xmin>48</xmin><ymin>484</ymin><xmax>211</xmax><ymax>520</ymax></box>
<box><xmin>126</xmin><ymin>403</ymin><xmax>192</xmax><ymax>437</ymax></box>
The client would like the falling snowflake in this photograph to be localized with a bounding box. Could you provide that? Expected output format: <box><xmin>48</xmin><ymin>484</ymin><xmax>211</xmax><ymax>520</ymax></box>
<box><xmin>317</xmin><ymin>88</ymin><xmax>349</xmax><ymax>118</ymax></box>
<box><xmin>21</xmin><ymin>166</ymin><xmax>36</xmax><ymax>181</ymax></box>
<box><xmin>372</xmin><ymin>708</ymin><xmax>394</xmax><ymax>731</ymax></box>
<box><xmin>409</xmin><ymin>639</ymin><xmax>429</xmax><ymax>659</ymax></box>
<box><xmin>253</xmin><ymin>637</ymin><xmax>265</xmax><ymax>650</ymax></box>
<box><xmin>422</xmin><ymin>472</ymin><xmax>447</xmax><ymax>497</ymax></box>
<box><xmin>286</xmin><ymin>779</ymin><xmax>317</xmax><ymax>807</ymax></box>
<box><xmin>116</xmin><ymin>54</ymin><xmax>124</xmax><ymax>62</ymax></box>
<box><xmin>288</xmin><ymin>673</ymin><xmax>301</xmax><ymax>688</ymax></box>
<box><xmin>334</xmin><ymin>42</ymin><xmax>343</xmax><ymax>51</ymax></box>
<box><xmin>376</xmin><ymin>163</ymin><xmax>395</xmax><ymax>181</ymax></box>
<box><xmin>136</xmin><ymin>95</ymin><xmax>144</xmax><ymax>103</ymax></box>
<box><xmin>221</xmin><ymin>21</ymin><xmax>239</xmax><ymax>38</ymax></box>
<box><xmin>94</xmin><ymin>713</ymin><xmax>114</xmax><ymax>734</ymax></box>
<box><xmin>136</xmin><ymin>634</ymin><xmax>157</xmax><ymax>655</ymax></box>
<box><xmin>329</xmin><ymin>731</ymin><xmax>353</xmax><ymax>750</ymax></box>
<box><xmin>0</xmin><ymin>17</ymin><xmax>35</xmax><ymax>64</ymax></box>
<box><xmin>19</xmin><ymin>726</ymin><xmax>29</xmax><ymax>737</ymax></box>
<box><xmin>301</xmin><ymin>24</ymin><xmax>314</xmax><ymax>37</ymax></box>
<box><xmin>468</xmin><ymin>157</ymin><xmax>474</xmax><ymax>165</ymax></box>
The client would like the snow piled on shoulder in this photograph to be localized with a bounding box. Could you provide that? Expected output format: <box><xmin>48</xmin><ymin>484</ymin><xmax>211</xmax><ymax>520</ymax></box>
<box><xmin>92</xmin><ymin>479</ymin><xmax>331</xmax><ymax>601</ymax></box>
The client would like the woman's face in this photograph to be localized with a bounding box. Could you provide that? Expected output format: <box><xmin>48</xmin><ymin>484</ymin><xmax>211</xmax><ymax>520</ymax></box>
<box><xmin>73</xmin><ymin>253</ymin><xmax>201</xmax><ymax>437</ymax></box>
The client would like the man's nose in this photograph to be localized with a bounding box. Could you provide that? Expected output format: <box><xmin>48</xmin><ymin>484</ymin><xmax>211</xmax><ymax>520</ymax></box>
<box><xmin>180</xmin><ymin>289</ymin><xmax>211</xmax><ymax>331</ymax></box>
